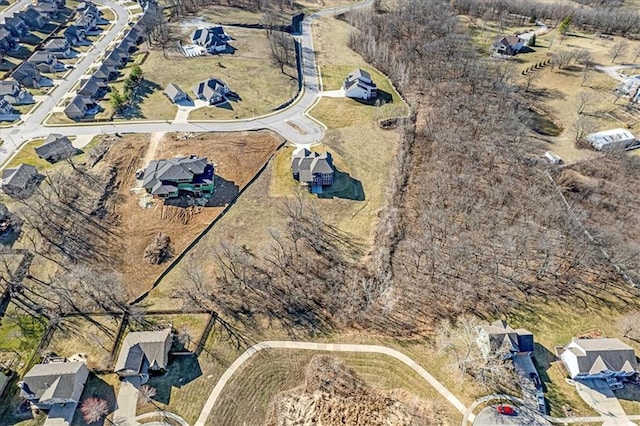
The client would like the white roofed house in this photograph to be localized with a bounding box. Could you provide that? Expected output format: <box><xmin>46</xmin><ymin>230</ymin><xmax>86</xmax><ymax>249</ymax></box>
<box><xmin>343</xmin><ymin>68</ymin><xmax>377</xmax><ymax>100</ymax></box>
<box><xmin>587</xmin><ymin>128</ymin><xmax>636</xmax><ymax>151</ymax></box>
<box><xmin>560</xmin><ymin>338</ymin><xmax>638</xmax><ymax>380</ymax></box>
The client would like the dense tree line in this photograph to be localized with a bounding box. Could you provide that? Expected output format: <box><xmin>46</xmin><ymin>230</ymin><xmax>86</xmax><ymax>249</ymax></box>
<box><xmin>344</xmin><ymin>0</ymin><xmax>621</xmax><ymax>334</ymax></box>
<box><xmin>452</xmin><ymin>0</ymin><xmax>640</xmax><ymax>36</ymax></box>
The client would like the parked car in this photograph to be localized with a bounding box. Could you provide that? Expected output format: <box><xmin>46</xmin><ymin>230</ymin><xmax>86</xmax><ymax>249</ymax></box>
<box><xmin>497</xmin><ymin>404</ymin><xmax>516</xmax><ymax>416</ymax></box>
<box><xmin>530</xmin><ymin>372</ymin><xmax>542</xmax><ymax>389</ymax></box>
<box><xmin>537</xmin><ymin>395</ymin><xmax>546</xmax><ymax>414</ymax></box>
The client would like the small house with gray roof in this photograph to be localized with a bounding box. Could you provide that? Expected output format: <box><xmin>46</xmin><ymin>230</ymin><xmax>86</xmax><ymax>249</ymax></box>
<box><xmin>93</xmin><ymin>63</ymin><xmax>118</xmax><ymax>81</ymax></box>
<box><xmin>2</xmin><ymin>164</ymin><xmax>40</xmax><ymax>199</ymax></box>
<box><xmin>0</xmin><ymin>27</ymin><xmax>18</xmax><ymax>52</ymax></box>
<box><xmin>64</xmin><ymin>95</ymin><xmax>96</xmax><ymax>119</ymax></box>
<box><xmin>21</xmin><ymin>6</ymin><xmax>47</xmax><ymax>30</ymax></box>
<box><xmin>115</xmin><ymin>328</ymin><xmax>172</xmax><ymax>378</ymax></box>
<box><xmin>12</xmin><ymin>61</ymin><xmax>42</xmax><ymax>89</ymax></box>
<box><xmin>28</xmin><ymin>51</ymin><xmax>65</xmax><ymax>73</ymax></box>
<box><xmin>164</xmin><ymin>83</ymin><xmax>187</xmax><ymax>104</ymax></box>
<box><xmin>192</xmin><ymin>78</ymin><xmax>230</xmax><ymax>105</ymax></box>
<box><xmin>476</xmin><ymin>319</ymin><xmax>534</xmax><ymax>359</ymax></box>
<box><xmin>492</xmin><ymin>35</ymin><xmax>525</xmax><ymax>56</ymax></box>
<box><xmin>2</xmin><ymin>14</ymin><xmax>29</xmax><ymax>37</ymax></box>
<box><xmin>0</xmin><ymin>79</ymin><xmax>32</xmax><ymax>105</ymax></box>
<box><xmin>560</xmin><ymin>338</ymin><xmax>638</xmax><ymax>380</ymax></box>
<box><xmin>77</xmin><ymin>76</ymin><xmax>107</xmax><ymax>98</ymax></box>
<box><xmin>343</xmin><ymin>68</ymin><xmax>377</xmax><ymax>100</ymax></box>
<box><xmin>291</xmin><ymin>149</ymin><xmax>334</xmax><ymax>192</ymax></box>
<box><xmin>142</xmin><ymin>156</ymin><xmax>215</xmax><ymax>199</ymax></box>
<box><xmin>19</xmin><ymin>361</ymin><xmax>89</xmax><ymax>410</ymax></box>
<box><xmin>44</xmin><ymin>38</ymin><xmax>72</xmax><ymax>58</ymax></box>
<box><xmin>64</xmin><ymin>25</ymin><xmax>86</xmax><ymax>46</ymax></box>
<box><xmin>35</xmin><ymin>134</ymin><xmax>76</xmax><ymax>163</ymax></box>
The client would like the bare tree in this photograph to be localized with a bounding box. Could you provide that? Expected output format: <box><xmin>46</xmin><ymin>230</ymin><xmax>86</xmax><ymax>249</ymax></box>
<box><xmin>619</xmin><ymin>311</ymin><xmax>640</xmax><ymax>340</ymax></box>
<box><xmin>572</xmin><ymin>115</ymin><xmax>597</xmax><ymax>145</ymax></box>
<box><xmin>633</xmin><ymin>45</ymin><xmax>640</xmax><ymax>63</ymax></box>
<box><xmin>80</xmin><ymin>398</ymin><xmax>111</xmax><ymax>424</ymax></box>
<box><xmin>576</xmin><ymin>92</ymin><xmax>594</xmax><ymax>115</ymax></box>
<box><xmin>609</xmin><ymin>40</ymin><xmax>629</xmax><ymax>63</ymax></box>
<box><xmin>138</xmin><ymin>385</ymin><xmax>160</xmax><ymax>410</ymax></box>
<box><xmin>268</xmin><ymin>31</ymin><xmax>296</xmax><ymax>77</ymax></box>
<box><xmin>551</xmin><ymin>50</ymin><xmax>575</xmax><ymax>70</ymax></box>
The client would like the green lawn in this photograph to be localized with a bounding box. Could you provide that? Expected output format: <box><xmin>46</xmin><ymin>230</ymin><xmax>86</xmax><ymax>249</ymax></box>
<box><xmin>5</xmin><ymin>139</ymin><xmax>51</xmax><ymax>169</ymax></box>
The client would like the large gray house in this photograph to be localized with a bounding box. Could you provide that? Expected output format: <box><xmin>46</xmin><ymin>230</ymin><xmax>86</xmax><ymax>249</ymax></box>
<box><xmin>560</xmin><ymin>338</ymin><xmax>638</xmax><ymax>380</ymax></box>
<box><xmin>142</xmin><ymin>156</ymin><xmax>215</xmax><ymax>199</ymax></box>
<box><xmin>291</xmin><ymin>148</ymin><xmax>334</xmax><ymax>191</ymax></box>
<box><xmin>35</xmin><ymin>134</ymin><xmax>76</xmax><ymax>163</ymax></box>
<box><xmin>19</xmin><ymin>361</ymin><xmax>89</xmax><ymax>410</ymax></box>
<box><xmin>115</xmin><ymin>329</ymin><xmax>173</xmax><ymax>378</ymax></box>
<box><xmin>2</xmin><ymin>163</ymin><xmax>40</xmax><ymax>199</ymax></box>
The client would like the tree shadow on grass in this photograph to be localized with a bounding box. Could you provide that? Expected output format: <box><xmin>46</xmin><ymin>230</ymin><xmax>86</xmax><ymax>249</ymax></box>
<box><xmin>121</xmin><ymin>79</ymin><xmax>162</xmax><ymax>119</ymax></box>
<box><xmin>317</xmin><ymin>168</ymin><xmax>365</xmax><ymax>201</ymax></box>
<box><xmin>146</xmin><ymin>354</ymin><xmax>202</xmax><ymax>405</ymax></box>
<box><xmin>74</xmin><ymin>373</ymin><xmax>118</xmax><ymax>425</ymax></box>
<box><xmin>532</xmin><ymin>342</ymin><xmax>557</xmax><ymax>393</ymax></box>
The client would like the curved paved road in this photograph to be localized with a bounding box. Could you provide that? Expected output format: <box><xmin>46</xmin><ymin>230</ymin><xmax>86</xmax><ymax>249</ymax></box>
<box><xmin>1</xmin><ymin>0</ymin><xmax>375</xmax><ymax>165</ymax></box>
<box><xmin>193</xmin><ymin>340</ymin><xmax>468</xmax><ymax>426</ymax></box>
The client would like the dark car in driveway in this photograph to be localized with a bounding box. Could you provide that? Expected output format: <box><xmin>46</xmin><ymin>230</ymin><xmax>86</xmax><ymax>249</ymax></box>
<box><xmin>530</xmin><ymin>372</ymin><xmax>542</xmax><ymax>389</ymax></box>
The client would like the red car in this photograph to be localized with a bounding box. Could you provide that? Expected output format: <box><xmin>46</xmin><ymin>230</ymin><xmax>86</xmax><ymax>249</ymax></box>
<box><xmin>497</xmin><ymin>404</ymin><xmax>516</xmax><ymax>416</ymax></box>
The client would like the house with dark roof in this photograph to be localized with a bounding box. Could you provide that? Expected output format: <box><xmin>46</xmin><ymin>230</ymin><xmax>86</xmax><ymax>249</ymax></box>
<box><xmin>560</xmin><ymin>338</ymin><xmax>638</xmax><ymax>380</ymax></box>
<box><xmin>142</xmin><ymin>156</ymin><xmax>215</xmax><ymax>199</ymax></box>
<box><xmin>93</xmin><ymin>63</ymin><xmax>118</xmax><ymax>81</ymax></box>
<box><xmin>34</xmin><ymin>2</ymin><xmax>59</xmax><ymax>19</ymax></box>
<box><xmin>0</xmin><ymin>97</ymin><xmax>13</xmax><ymax>115</ymax></box>
<box><xmin>291</xmin><ymin>149</ymin><xmax>334</xmax><ymax>191</ymax></box>
<box><xmin>19</xmin><ymin>361</ymin><xmax>89</xmax><ymax>410</ymax></box>
<box><xmin>21</xmin><ymin>6</ymin><xmax>47</xmax><ymax>30</ymax></box>
<box><xmin>77</xmin><ymin>1</ymin><xmax>101</xmax><ymax>18</ymax></box>
<box><xmin>39</xmin><ymin>0</ymin><xmax>66</xmax><ymax>10</ymax></box>
<box><xmin>0</xmin><ymin>201</ymin><xmax>17</xmax><ymax>240</ymax></box>
<box><xmin>0</xmin><ymin>80</ymin><xmax>32</xmax><ymax>105</ymax></box>
<box><xmin>190</xmin><ymin>26</ymin><xmax>232</xmax><ymax>53</ymax></box>
<box><xmin>115</xmin><ymin>329</ymin><xmax>172</xmax><ymax>378</ymax></box>
<box><xmin>164</xmin><ymin>83</ymin><xmax>187</xmax><ymax>104</ymax></box>
<box><xmin>343</xmin><ymin>68</ymin><xmax>377</xmax><ymax>100</ymax></box>
<box><xmin>192</xmin><ymin>78</ymin><xmax>230</xmax><ymax>105</ymax></box>
<box><xmin>77</xmin><ymin>76</ymin><xmax>107</xmax><ymax>98</ymax></box>
<box><xmin>0</xmin><ymin>27</ymin><xmax>18</xmax><ymax>52</ymax></box>
<box><xmin>2</xmin><ymin>14</ymin><xmax>29</xmax><ymax>37</ymax></box>
<box><xmin>1</xmin><ymin>164</ymin><xmax>40</xmax><ymax>199</ymax></box>
<box><xmin>76</xmin><ymin>14</ymin><xmax>97</xmax><ymax>32</ymax></box>
<box><xmin>44</xmin><ymin>38</ymin><xmax>72</xmax><ymax>58</ymax></box>
<box><xmin>64</xmin><ymin>95</ymin><xmax>95</xmax><ymax>119</ymax></box>
<box><xmin>35</xmin><ymin>134</ymin><xmax>76</xmax><ymax>163</ymax></box>
<box><xmin>492</xmin><ymin>35</ymin><xmax>525</xmax><ymax>56</ymax></box>
<box><xmin>64</xmin><ymin>25</ymin><xmax>86</xmax><ymax>46</ymax></box>
<box><xmin>28</xmin><ymin>51</ymin><xmax>65</xmax><ymax>73</ymax></box>
<box><xmin>12</xmin><ymin>62</ymin><xmax>42</xmax><ymax>88</ymax></box>
<box><xmin>105</xmin><ymin>47</ymin><xmax>130</xmax><ymax>67</ymax></box>
<box><xmin>476</xmin><ymin>320</ymin><xmax>535</xmax><ymax>359</ymax></box>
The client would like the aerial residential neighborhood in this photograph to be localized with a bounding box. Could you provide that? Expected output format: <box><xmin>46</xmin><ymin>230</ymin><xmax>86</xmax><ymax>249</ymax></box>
<box><xmin>1</xmin><ymin>0</ymin><xmax>640</xmax><ymax>425</ymax></box>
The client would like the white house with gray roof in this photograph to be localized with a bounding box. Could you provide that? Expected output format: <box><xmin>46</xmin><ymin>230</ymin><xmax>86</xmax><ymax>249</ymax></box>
<box><xmin>164</xmin><ymin>83</ymin><xmax>188</xmax><ymax>104</ymax></box>
<box><xmin>19</xmin><ymin>361</ymin><xmax>89</xmax><ymax>410</ymax></box>
<box><xmin>560</xmin><ymin>338</ymin><xmax>638</xmax><ymax>380</ymax></box>
<box><xmin>115</xmin><ymin>328</ymin><xmax>172</xmax><ymax>378</ymax></box>
<box><xmin>343</xmin><ymin>68</ymin><xmax>377</xmax><ymax>100</ymax></box>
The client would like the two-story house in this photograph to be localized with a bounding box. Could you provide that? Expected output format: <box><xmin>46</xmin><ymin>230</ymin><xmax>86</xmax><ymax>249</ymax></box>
<box><xmin>142</xmin><ymin>156</ymin><xmax>215</xmax><ymax>199</ymax></box>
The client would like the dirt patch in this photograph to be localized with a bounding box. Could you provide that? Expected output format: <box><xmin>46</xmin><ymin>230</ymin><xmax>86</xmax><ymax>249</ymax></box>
<box><xmin>99</xmin><ymin>131</ymin><xmax>282</xmax><ymax>297</ymax></box>
<box><xmin>266</xmin><ymin>355</ymin><xmax>449</xmax><ymax>426</ymax></box>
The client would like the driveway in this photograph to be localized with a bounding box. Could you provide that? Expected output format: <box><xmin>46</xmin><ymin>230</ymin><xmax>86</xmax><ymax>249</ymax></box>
<box><xmin>113</xmin><ymin>377</ymin><xmax>140</xmax><ymax>425</ymax></box>
<box><xmin>575</xmin><ymin>379</ymin><xmax>635</xmax><ymax>426</ymax></box>
<box><xmin>473</xmin><ymin>405</ymin><xmax>548</xmax><ymax>426</ymax></box>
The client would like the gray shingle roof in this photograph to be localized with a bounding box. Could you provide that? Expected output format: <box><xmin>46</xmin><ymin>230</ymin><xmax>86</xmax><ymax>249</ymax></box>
<box><xmin>28</xmin><ymin>50</ymin><xmax>54</xmax><ymax>64</ymax></box>
<box><xmin>565</xmin><ymin>338</ymin><xmax>638</xmax><ymax>375</ymax></box>
<box><xmin>2</xmin><ymin>163</ymin><xmax>38</xmax><ymax>190</ymax></box>
<box><xmin>0</xmin><ymin>79</ymin><xmax>21</xmax><ymax>97</ymax></box>
<box><xmin>114</xmin><ymin>329</ymin><xmax>172</xmax><ymax>373</ymax></box>
<box><xmin>35</xmin><ymin>134</ymin><xmax>75</xmax><ymax>162</ymax></box>
<box><xmin>291</xmin><ymin>149</ymin><xmax>333</xmax><ymax>184</ymax></box>
<box><xmin>142</xmin><ymin>156</ymin><xmax>211</xmax><ymax>196</ymax></box>
<box><xmin>44</xmin><ymin>38</ymin><xmax>69</xmax><ymax>51</ymax></box>
<box><xmin>21</xmin><ymin>361</ymin><xmax>89</xmax><ymax>403</ymax></box>
<box><xmin>164</xmin><ymin>83</ymin><xmax>186</xmax><ymax>102</ymax></box>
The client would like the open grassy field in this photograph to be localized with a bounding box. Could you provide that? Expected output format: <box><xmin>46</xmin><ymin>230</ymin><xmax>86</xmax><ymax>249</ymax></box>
<box><xmin>207</xmin><ymin>349</ymin><xmax>459</xmax><ymax>426</ymax></box>
<box><xmin>138</xmin><ymin>25</ymin><xmax>297</xmax><ymax>121</ymax></box>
